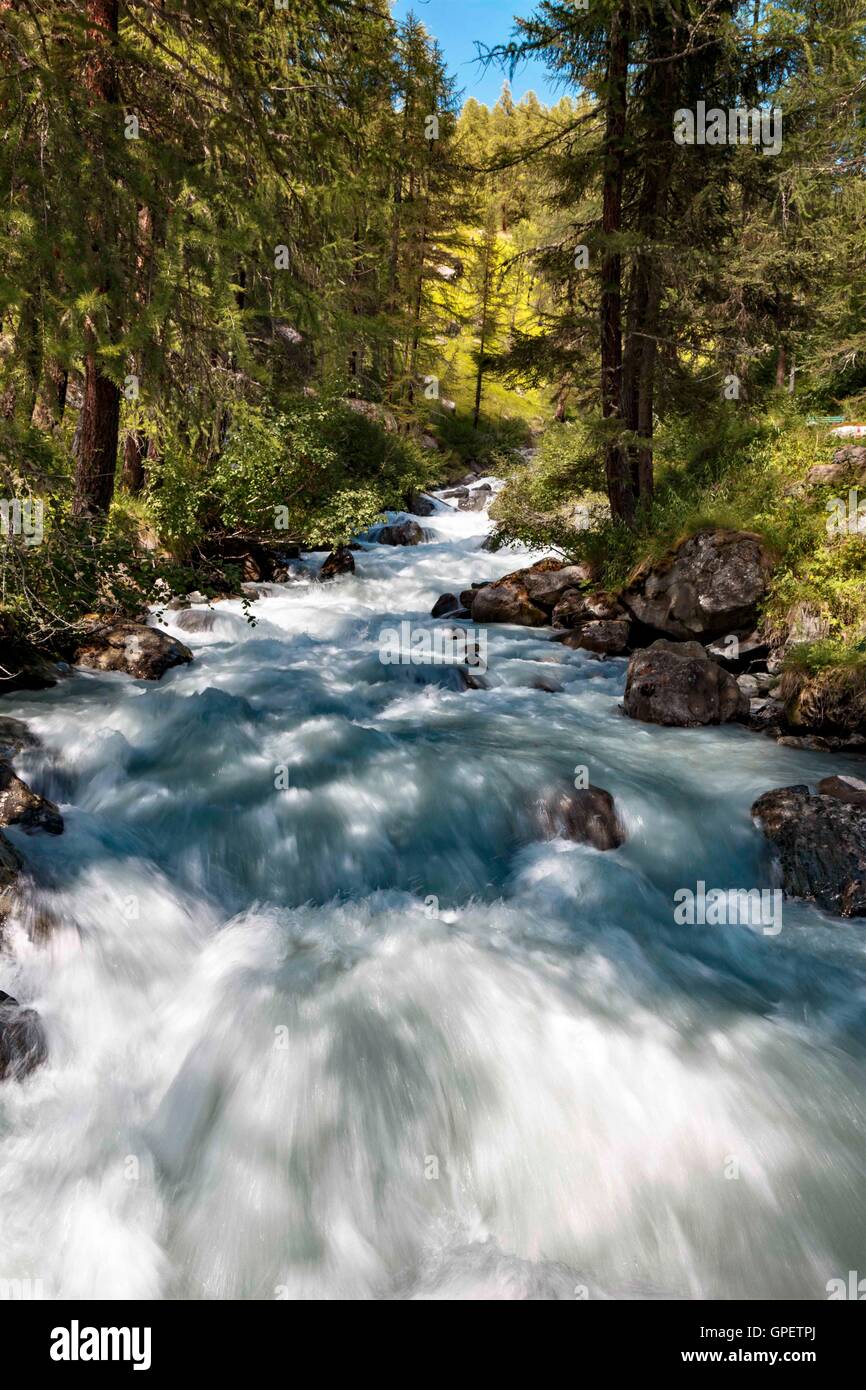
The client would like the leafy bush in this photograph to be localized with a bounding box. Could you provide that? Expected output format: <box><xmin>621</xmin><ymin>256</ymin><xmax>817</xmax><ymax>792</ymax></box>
<box><xmin>434</xmin><ymin>409</ymin><xmax>528</xmax><ymax>476</ymax></box>
<box><xmin>210</xmin><ymin>394</ymin><xmax>430</xmax><ymax>546</ymax></box>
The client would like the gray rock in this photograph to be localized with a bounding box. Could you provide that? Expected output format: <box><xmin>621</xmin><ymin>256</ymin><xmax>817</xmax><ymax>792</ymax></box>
<box><xmin>318</xmin><ymin>547</ymin><xmax>355</xmax><ymax>580</ymax></box>
<box><xmin>552</xmin><ymin>588</ymin><xmax>623</xmax><ymax>628</ymax></box>
<box><xmin>458</xmin><ymin>585</ymin><xmax>487</xmax><ymax>613</ymax></box>
<box><xmin>776</xmin><ymin>735</ymin><xmax>833</xmax><ymax>751</ymax></box>
<box><xmin>623</xmin><ymin>639</ymin><xmax>747</xmax><ymax>726</ymax></box>
<box><xmin>0</xmin><ymin>718</ymin><xmax>40</xmax><ymax>760</ymax></box>
<box><xmin>431</xmin><ymin>593</ymin><xmax>461</xmax><ymax>618</ymax></box>
<box><xmin>569</xmin><ymin>619</ymin><xmax>631</xmax><ymax>655</ymax></box>
<box><xmin>73</xmin><ymin>621</ymin><xmax>193</xmax><ymax>680</ymax></box>
<box><xmin>457</xmin><ymin>667</ymin><xmax>489</xmax><ymax>691</ymax></box>
<box><xmin>0</xmin><ymin>830</ymin><xmax>23</xmax><ymax>926</ymax></box>
<box><xmin>0</xmin><ymin>761</ymin><xmax>63</xmax><ymax>835</ymax></box>
<box><xmin>534</xmin><ymin>786</ymin><xmax>625</xmax><ymax>851</ymax></box>
<box><xmin>531</xmin><ymin>675</ymin><xmax>564</xmax><ymax>693</ymax></box>
<box><xmin>173</xmin><ymin>608</ymin><xmax>218</xmax><ymax>633</ymax></box>
<box><xmin>748</xmin><ymin>697</ymin><xmax>786</xmax><ymax>734</ymax></box>
<box><xmin>779</xmin><ymin>600</ymin><xmax>831</xmax><ymax>652</ymax></box>
<box><xmin>620</xmin><ymin>529</ymin><xmax>774</xmax><ymax>640</ymax></box>
<box><xmin>378</xmin><ymin>520</ymin><xmax>425</xmax><ymax>546</ymax></box>
<box><xmin>407</xmin><ymin>490</ymin><xmax>437</xmax><ymax>516</ymax></box>
<box><xmin>805</xmin><ymin>449</ymin><xmax>866</xmax><ymax>487</ymax></box>
<box><xmin>0</xmin><ymin>990</ymin><xmax>47</xmax><ymax>1082</ymax></box>
<box><xmin>471</xmin><ymin>577</ymin><xmax>548</xmax><ymax>627</ymax></box>
<box><xmin>457</xmin><ymin>486</ymin><xmax>492</xmax><ymax>512</ymax></box>
<box><xmin>523</xmin><ymin>565</ymin><xmax>595</xmax><ymax>609</ymax></box>
<box><xmin>817</xmin><ymin>775</ymin><xmax>866</xmax><ymax>807</ymax></box>
<box><xmin>704</xmin><ymin>630</ymin><xmax>769</xmax><ymax>671</ymax></box>
<box><xmin>0</xmin><ymin>622</ymin><xmax>63</xmax><ymax>694</ymax></box>
<box><xmin>751</xmin><ymin>784</ymin><xmax>866</xmax><ymax>916</ymax></box>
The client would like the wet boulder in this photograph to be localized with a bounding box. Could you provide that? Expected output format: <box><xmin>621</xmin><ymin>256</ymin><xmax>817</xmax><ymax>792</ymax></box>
<box><xmin>318</xmin><ymin>546</ymin><xmax>355</xmax><ymax>580</ymax></box>
<box><xmin>817</xmin><ymin>774</ymin><xmax>866</xmax><ymax>808</ymax></box>
<box><xmin>0</xmin><ymin>831</ymin><xmax>23</xmax><ymax>925</ymax></box>
<box><xmin>534</xmin><ymin>786</ymin><xmax>625</xmax><ymax>851</ymax></box>
<box><xmin>407</xmin><ymin>490</ymin><xmax>437</xmax><ymax>517</ymax></box>
<box><xmin>457</xmin><ymin>485</ymin><xmax>492</xmax><ymax>512</ymax></box>
<box><xmin>0</xmin><ymin>762</ymin><xmax>63</xmax><ymax>835</ymax></box>
<box><xmin>623</xmin><ymin>639</ymin><xmax>747</xmax><ymax>726</ymax></box>
<box><xmin>471</xmin><ymin>576</ymin><xmax>548</xmax><ymax>627</ymax></box>
<box><xmin>531</xmin><ymin>674</ymin><xmax>564</xmax><ymax>693</ymax></box>
<box><xmin>73</xmin><ymin>621</ymin><xmax>193</xmax><ymax>681</ymax></box>
<box><xmin>567</xmin><ymin>619</ymin><xmax>631</xmax><ymax>656</ymax></box>
<box><xmin>457</xmin><ymin>667</ymin><xmax>489</xmax><ymax>691</ymax></box>
<box><xmin>430</xmin><ymin>593</ymin><xmax>461</xmax><ymax>618</ymax></box>
<box><xmin>0</xmin><ymin>718</ymin><xmax>40</xmax><ymax>760</ymax></box>
<box><xmin>0</xmin><ymin>991</ymin><xmax>47</xmax><ymax>1082</ymax></box>
<box><xmin>552</xmin><ymin>589</ymin><xmax>622</xmax><ymax>629</ymax></box>
<box><xmin>0</xmin><ymin>615</ymin><xmax>64</xmax><ymax>694</ymax></box>
<box><xmin>620</xmin><ymin>529</ymin><xmax>774</xmax><ymax>641</ymax></box>
<box><xmin>522</xmin><ymin>562</ymin><xmax>595</xmax><ymax>610</ymax></box>
<box><xmin>459</xmin><ymin>585</ymin><xmax>487</xmax><ymax>612</ymax></box>
<box><xmin>751</xmin><ymin>784</ymin><xmax>866</xmax><ymax>917</ymax></box>
<box><xmin>378</xmin><ymin>519</ymin><xmax>425</xmax><ymax>546</ymax></box>
<box><xmin>172</xmin><ymin>608</ymin><xmax>218</xmax><ymax>634</ymax></box>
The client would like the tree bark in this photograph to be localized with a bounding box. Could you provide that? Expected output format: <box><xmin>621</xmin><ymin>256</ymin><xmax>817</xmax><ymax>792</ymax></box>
<box><xmin>600</xmin><ymin>5</ymin><xmax>634</xmax><ymax>525</ymax></box>
<box><xmin>621</xmin><ymin>7</ymin><xmax>677</xmax><ymax>513</ymax></box>
<box><xmin>73</xmin><ymin>0</ymin><xmax>122</xmax><ymax>519</ymax></box>
<box><xmin>472</xmin><ymin>218</ymin><xmax>496</xmax><ymax>429</ymax></box>
<box><xmin>122</xmin><ymin>429</ymin><xmax>147</xmax><ymax>494</ymax></box>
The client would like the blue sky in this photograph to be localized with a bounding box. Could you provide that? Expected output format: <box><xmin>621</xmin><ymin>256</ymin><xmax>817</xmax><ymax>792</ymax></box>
<box><xmin>390</xmin><ymin>0</ymin><xmax>561</xmax><ymax>108</ymax></box>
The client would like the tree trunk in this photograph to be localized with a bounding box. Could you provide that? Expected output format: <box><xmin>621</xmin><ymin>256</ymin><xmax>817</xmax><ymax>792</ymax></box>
<box><xmin>600</xmin><ymin>5</ymin><xmax>634</xmax><ymax>525</ymax></box>
<box><xmin>620</xmin><ymin>4</ymin><xmax>677</xmax><ymax>515</ymax></box>
<box><xmin>32</xmin><ymin>361</ymin><xmax>68</xmax><ymax>431</ymax></box>
<box><xmin>472</xmin><ymin>222</ymin><xmax>495</xmax><ymax>429</ymax></box>
<box><xmin>76</xmin><ymin>356</ymin><xmax>121</xmax><ymax>514</ymax></box>
<box><xmin>122</xmin><ymin>429</ymin><xmax>147</xmax><ymax>493</ymax></box>
<box><xmin>73</xmin><ymin>0</ymin><xmax>121</xmax><ymax>518</ymax></box>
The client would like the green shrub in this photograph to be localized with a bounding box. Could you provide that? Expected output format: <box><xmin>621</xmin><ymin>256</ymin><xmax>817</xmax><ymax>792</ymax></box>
<box><xmin>434</xmin><ymin>409</ymin><xmax>527</xmax><ymax>475</ymax></box>
<box><xmin>211</xmin><ymin>394</ymin><xmax>429</xmax><ymax>546</ymax></box>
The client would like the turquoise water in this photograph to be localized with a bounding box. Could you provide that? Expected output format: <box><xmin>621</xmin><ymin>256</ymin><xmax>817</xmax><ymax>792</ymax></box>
<box><xmin>1</xmin><ymin>488</ymin><xmax>864</xmax><ymax>1299</ymax></box>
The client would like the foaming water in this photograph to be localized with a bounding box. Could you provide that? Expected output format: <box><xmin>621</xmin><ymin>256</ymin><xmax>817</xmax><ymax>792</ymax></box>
<box><xmin>1</xmin><ymin>486</ymin><xmax>865</xmax><ymax>1300</ymax></box>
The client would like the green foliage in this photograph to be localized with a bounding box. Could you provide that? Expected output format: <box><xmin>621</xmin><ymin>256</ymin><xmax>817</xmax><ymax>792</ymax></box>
<box><xmin>490</xmin><ymin>419</ymin><xmax>609</xmax><ymax>555</ymax></box>
<box><xmin>212</xmin><ymin>395</ymin><xmax>429</xmax><ymax>547</ymax></box>
<box><xmin>435</xmin><ymin>410</ymin><xmax>528</xmax><ymax>475</ymax></box>
<box><xmin>493</xmin><ymin>404</ymin><xmax>866</xmax><ymax>657</ymax></box>
<box><xmin>783</xmin><ymin>639</ymin><xmax>866</xmax><ymax>676</ymax></box>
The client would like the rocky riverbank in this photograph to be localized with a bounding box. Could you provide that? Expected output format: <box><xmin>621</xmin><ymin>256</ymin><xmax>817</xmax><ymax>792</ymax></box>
<box><xmin>3</xmin><ymin>487</ymin><xmax>865</xmax><ymax>1097</ymax></box>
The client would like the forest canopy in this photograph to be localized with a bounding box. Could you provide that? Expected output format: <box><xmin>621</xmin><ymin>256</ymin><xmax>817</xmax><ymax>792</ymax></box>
<box><xmin>0</xmin><ymin>0</ymin><xmax>865</xmax><ymax>659</ymax></box>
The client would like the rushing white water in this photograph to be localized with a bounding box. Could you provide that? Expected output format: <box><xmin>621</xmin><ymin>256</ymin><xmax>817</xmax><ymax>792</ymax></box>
<box><xmin>1</xmin><ymin>482</ymin><xmax>865</xmax><ymax>1301</ymax></box>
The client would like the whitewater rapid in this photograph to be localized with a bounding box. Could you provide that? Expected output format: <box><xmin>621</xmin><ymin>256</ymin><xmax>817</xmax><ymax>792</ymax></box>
<box><xmin>1</xmin><ymin>484</ymin><xmax>865</xmax><ymax>1300</ymax></box>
